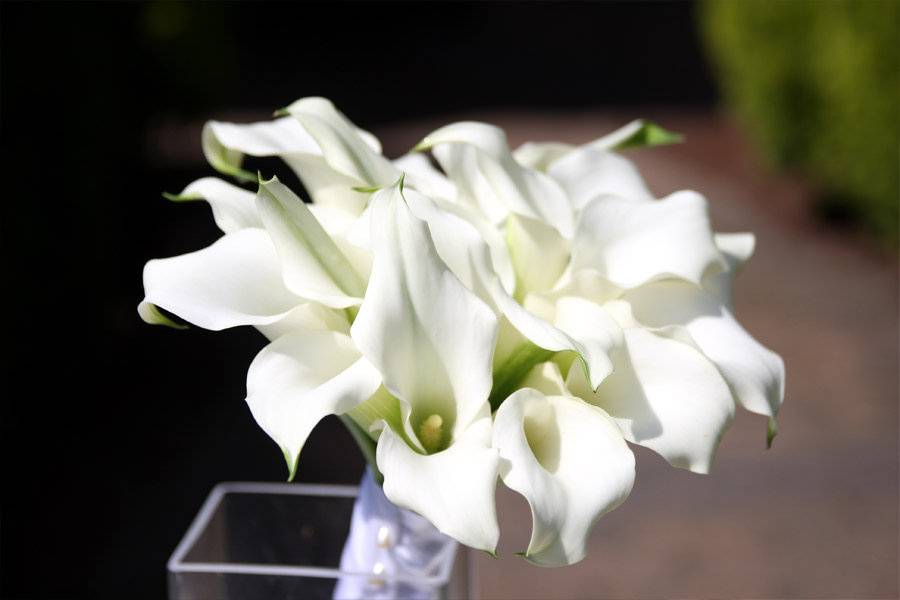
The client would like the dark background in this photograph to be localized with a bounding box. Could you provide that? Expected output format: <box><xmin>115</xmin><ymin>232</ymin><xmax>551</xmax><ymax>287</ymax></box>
<box><xmin>1</xmin><ymin>3</ymin><xmax>718</xmax><ymax>598</ymax></box>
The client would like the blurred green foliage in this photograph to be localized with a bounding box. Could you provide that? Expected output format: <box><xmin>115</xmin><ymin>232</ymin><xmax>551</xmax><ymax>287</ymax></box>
<box><xmin>700</xmin><ymin>0</ymin><xmax>899</xmax><ymax>245</ymax></box>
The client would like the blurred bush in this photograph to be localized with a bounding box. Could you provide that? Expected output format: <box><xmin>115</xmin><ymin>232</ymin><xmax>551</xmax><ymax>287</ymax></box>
<box><xmin>700</xmin><ymin>0</ymin><xmax>899</xmax><ymax>245</ymax></box>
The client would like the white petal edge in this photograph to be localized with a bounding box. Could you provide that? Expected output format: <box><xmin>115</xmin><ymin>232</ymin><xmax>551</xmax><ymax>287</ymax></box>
<box><xmin>139</xmin><ymin>228</ymin><xmax>304</xmax><ymax>331</ymax></box>
<box><xmin>493</xmin><ymin>389</ymin><xmax>634</xmax><ymax>566</ymax></box>
<box><xmin>246</xmin><ymin>329</ymin><xmax>382</xmax><ymax>477</ymax></box>
<box><xmin>256</xmin><ymin>176</ymin><xmax>366</xmax><ymax>308</ymax></box>
<box><xmin>350</xmin><ymin>181</ymin><xmax>499</xmax><ymax>441</ymax></box>
<box><xmin>572</xmin><ymin>191</ymin><xmax>725</xmax><ymax>288</ymax></box>
<box><xmin>548</xmin><ymin>147</ymin><xmax>655</xmax><ymax>209</ymax></box>
<box><xmin>400</xmin><ymin>189</ymin><xmax>616</xmax><ymax>392</ymax></box>
<box><xmin>167</xmin><ymin>177</ymin><xmax>262</xmax><ymax>233</ymax></box>
<box><xmin>624</xmin><ymin>280</ymin><xmax>784</xmax><ymax>418</ymax></box>
<box><xmin>512</xmin><ymin>141</ymin><xmax>574</xmax><ymax>172</ymax></box>
<box><xmin>284</xmin><ymin>97</ymin><xmax>398</xmax><ymax>186</ymax></box>
<box><xmin>376</xmin><ymin>408</ymin><xmax>500</xmax><ymax>552</ymax></box>
<box><xmin>419</xmin><ymin>122</ymin><xmax>574</xmax><ymax>237</ymax></box>
<box><xmin>202</xmin><ymin>113</ymin><xmax>376</xmax><ymax>212</ymax></box>
<box><xmin>568</xmin><ymin>327</ymin><xmax>735</xmax><ymax>474</ymax></box>
<box><xmin>703</xmin><ymin>232</ymin><xmax>756</xmax><ymax>308</ymax></box>
<box><xmin>506</xmin><ymin>213</ymin><xmax>570</xmax><ymax>296</ymax></box>
<box><xmin>392</xmin><ymin>153</ymin><xmax>457</xmax><ymax>202</ymax></box>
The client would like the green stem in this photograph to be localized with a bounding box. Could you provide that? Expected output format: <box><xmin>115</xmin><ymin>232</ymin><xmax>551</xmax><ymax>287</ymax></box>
<box><xmin>339</xmin><ymin>414</ymin><xmax>383</xmax><ymax>485</ymax></box>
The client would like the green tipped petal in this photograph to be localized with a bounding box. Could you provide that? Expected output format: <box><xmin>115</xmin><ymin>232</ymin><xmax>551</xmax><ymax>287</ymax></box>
<box><xmin>137</xmin><ymin>302</ymin><xmax>189</xmax><ymax>329</ymax></box>
<box><xmin>202</xmin><ymin>123</ymin><xmax>256</xmax><ymax>183</ymax></box>
<box><xmin>767</xmin><ymin>416</ymin><xmax>779</xmax><ymax>449</ymax></box>
<box><xmin>162</xmin><ymin>177</ymin><xmax>262</xmax><ymax>234</ymax></box>
<box><xmin>611</xmin><ymin>119</ymin><xmax>684</xmax><ymax>151</ymax></box>
<box><xmin>162</xmin><ymin>191</ymin><xmax>202</xmax><ymax>202</ymax></box>
<box><xmin>283</xmin><ymin>446</ymin><xmax>300</xmax><ymax>482</ymax></box>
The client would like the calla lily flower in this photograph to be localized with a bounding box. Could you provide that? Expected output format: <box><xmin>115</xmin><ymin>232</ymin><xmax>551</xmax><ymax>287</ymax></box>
<box><xmin>414</xmin><ymin>118</ymin><xmax>784</xmax><ymax>468</ymax></box>
<box><xmin>493</xmin><ymin>382</ymin><xmax>635</xmax><ymax>567</ymax></box>
<box><xmin>349</xmin><ymin>180</ymin><xmax>501</xmax><ymax>553</ymax></box>
<box><xmin>140</xmin><ymin>98</ymin><xmax>785</xmax><ymax>568</ymax></box>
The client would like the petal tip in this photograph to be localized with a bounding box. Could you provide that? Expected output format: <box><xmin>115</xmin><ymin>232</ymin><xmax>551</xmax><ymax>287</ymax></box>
<box><xmin>137</xmin><ymin>301</ymin><xmax>189</xmax><ymax>330</ymax></box>
<box><xmin>282</xmin><ymin>446</ymin><xmax>300</xmax><ymax>482</ymax></box>
<box><xmin>766</xmin><ymin>417</ymin><xmax>779</xmax><ymax>449</ymax></box>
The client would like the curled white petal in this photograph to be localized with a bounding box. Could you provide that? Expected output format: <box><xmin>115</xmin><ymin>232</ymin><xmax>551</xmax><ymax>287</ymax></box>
<box><xmin>506</xmin><ymin>213</ymin><xmax>570</xmax><ymax>295</ymax></box>
<box><xmin>572</xmin><ymin>191</ymin><xmax>725</xmax><ymax>288</ymax></box>
<box><xmin>399</xmin><ymin>189</ymin><xmax>618</xmax><ymax>392</ymax></box>
<box><xmin>704</xmin><ymin>232</ymin><xmax>756</xmax><ymax>308</ymax></box>
<box><xmin>392</xmin><ymin>153</ymin><xmax>457</xmax><ymax>202</ymax></box>
<box><xmin>350</xmin><ymin>181</ymin><xmax>499</xmax><ymax>440</ymax></box>
<box><xmin>202</xmin><ymin>111</ymin><xmax>375</xmax><ymax>212</ymax></box>
<box><xmin>625</xmin><ymin>280</ymin><xmax>785</xmax><ymax>418</ymax></box>
<box><xmin>256</xmin><ymin>176</ymin><xmax>366</xmax><ymax>308</ymax></box>
<box><xmin>139</xmin><ymin>228</ymin><xmax>304</xmax><ymax>331</ymax></box>
<box><xmin>549</xmin><ymin>147</ymin><xmax>655</xmax><ymax>208</ymax></box>
<box><xmin>167</xmin><ymin>177</ymin><xmax>262</xmax><ymax>233</ymax></box>
<box><xmin>493</xmin><ymin>389</ymin><xmax>634</xmax><ymax>566</ymax></box>
<box><xmin>512</xmin><ymin>141</ymin><xmax>574</xmax><ymax>172</ymax></box>
<box><xmin>203</xmin><ymin>117</ymin><xmax>319</xmax><ymax>182</ymax></box>
<box><xmin>255</xmin><ymin>303</ymin><xmax>350</xmax><ymax>341</ymax></box>
<box><xmin>568</xmin><ymin>327</ymin><xmax>735</xmax><ymax>474</ymax></box>
<box><xmin>284</xmin><ymin>97</ymin><xmax>398</xmax><ymax>186</ymax></box>
<box><xmin>376</xmin><ymin>410</ymin><xmax>500</xmax><ymax>552</ymax></box>
<box><xmin>419</xmin><ymin>122</ymin><xmax>574</xmax><ymax>238</ymax></box>
<box><xmin>493</xmin><ymin>290</ymin><xmax>620</xmax><ymax>392</ymax></box>
<box><xmin>246</xmin><ymin>329</ymin><xmax>382</xmax><ymax>478</ymax></box>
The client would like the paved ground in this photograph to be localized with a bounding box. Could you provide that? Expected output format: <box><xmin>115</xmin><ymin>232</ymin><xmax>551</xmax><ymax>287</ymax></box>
<box><xmin>376</xmin><ymin>111</ymin><xmax>899</xmax><ymax>599</ymax></box>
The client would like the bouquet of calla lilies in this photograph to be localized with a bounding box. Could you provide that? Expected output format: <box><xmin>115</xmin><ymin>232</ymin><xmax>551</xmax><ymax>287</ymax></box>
<box><xmin>140</xmin><ymin>98</ymin><xmax>784</xmax><ymax>567</ymax></box>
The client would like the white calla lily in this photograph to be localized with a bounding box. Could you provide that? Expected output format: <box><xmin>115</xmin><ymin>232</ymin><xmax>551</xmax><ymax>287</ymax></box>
<box><xmin>141</xmin><ymin>100</ymin><xmax>785</xmax><ymax>567</ymax></box>
<box><xmin>493</xmin><ymin>386</ymin><xmax>635</xmax><ymax>566</ymax></box>
<box><xmin>349</xmin><ymin>179</ymin><xmax>501</xmax><ymax>552</ymax></box>
<box><xmin>377</xmin><ymin>409</ymin><xmax>500</xmax><ymax>552</ymax></box>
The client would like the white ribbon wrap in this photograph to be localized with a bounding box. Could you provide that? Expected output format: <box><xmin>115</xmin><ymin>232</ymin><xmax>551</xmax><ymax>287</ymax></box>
<box><xmin>334</xmin><ymin>469</ymin><xmax>457</xmax><ymax>599</ymax></box>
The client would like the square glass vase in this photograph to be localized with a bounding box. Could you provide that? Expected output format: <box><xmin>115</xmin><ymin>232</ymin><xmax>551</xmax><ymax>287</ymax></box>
<box><xmin>167</xmin><ymin>481</ymin><xmax>472</xmax><ymax>600</ymax></box>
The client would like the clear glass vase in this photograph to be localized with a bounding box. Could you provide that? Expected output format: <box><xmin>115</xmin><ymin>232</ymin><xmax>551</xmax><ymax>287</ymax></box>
<box><xmin>167</xmin><ymin>471</ymin><xmax>471</xmax><ymax>599</ymax></box>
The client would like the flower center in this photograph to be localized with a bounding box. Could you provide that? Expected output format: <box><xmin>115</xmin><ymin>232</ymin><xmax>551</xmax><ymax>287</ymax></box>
<box><xmin>417</xmin><ymin>414</ymin><xmax>445</xmax><ymax>454</ymax></box>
